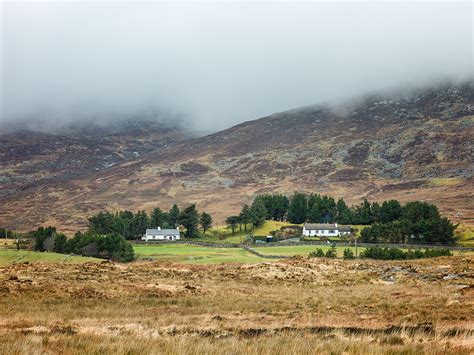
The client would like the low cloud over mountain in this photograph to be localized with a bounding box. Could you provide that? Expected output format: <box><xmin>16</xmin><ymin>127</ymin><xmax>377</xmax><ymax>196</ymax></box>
<box><xmin>1</xmin><ymin>2</ymin><xmax>472</xmax><ymax>131</ymax></box>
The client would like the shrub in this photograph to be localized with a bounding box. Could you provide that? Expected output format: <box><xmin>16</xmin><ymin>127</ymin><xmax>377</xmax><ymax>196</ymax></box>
<box><xmin>53</xmin><ymin>234</ymin><xmax>67</xmax><ymax>253</ymax></box>
<box><xmin>32</xmin><ymin>226</ymin><xmax>57</xmax><ymax>252</ymax></box>
<box><xmin>325</xmin><ymin>246</ymin><xmax>337</xmax><ymax>258</ymax></box>
<box><xmin>65</xmin><ymin>231</ymin><xmax>135</xmax><ymax>262</ymax></box>
<box><xmin>361</xmin><ymin>247</ymin><xmax>452</xmax><ymax>260</ymax></box>
<box><xmin>309</xmin><ymin>248</ymin><xmax>325</xmax><ymax>258</ymax></box>
<box><xmin>343</xmin><ymin>248</ymin><xmax>355</xmax><ymax>259</ymax></box>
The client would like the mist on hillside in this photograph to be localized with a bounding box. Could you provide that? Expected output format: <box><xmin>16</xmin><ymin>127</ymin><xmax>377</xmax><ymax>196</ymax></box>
<box><xmin>1</xmin><ymin>2</ymin><xmax>472</xmax><ymax>132</ymax></box>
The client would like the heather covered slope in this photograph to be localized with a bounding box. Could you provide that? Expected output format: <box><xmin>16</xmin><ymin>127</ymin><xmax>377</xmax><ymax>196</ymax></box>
<box><xmin>0</xmin><ymin>82</ymin><xmax>473</xmax><ymax>232</ymax></box>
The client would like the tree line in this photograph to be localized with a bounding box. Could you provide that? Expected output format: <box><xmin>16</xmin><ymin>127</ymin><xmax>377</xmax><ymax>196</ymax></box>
<box><xmin>360</xmin><ymin>201</ymin><xmax>457</xmax><ymax>244</ymax></box>
<box><xmin>226</xmin><ymin>193</ymin><xmax>408</xmax><ymax>229</ymax></box>
<box><xmin>31</xmin><ymin>226</ymin><xmax>134</xmax><ymax>262</ymax></box>
<box><xmin>8</xmin><ymin>203</ymin><xmax>213</xmax><ymax>263</ymax></box>
<box><xmin>88</xmin><ymin>204</ymin><xmax>212</xmax><ymax>239</ymax></box>
<box><xmin>226</xmin><ymin>193</ymin><xmax>457</xmax><ymax>244</ymax></box>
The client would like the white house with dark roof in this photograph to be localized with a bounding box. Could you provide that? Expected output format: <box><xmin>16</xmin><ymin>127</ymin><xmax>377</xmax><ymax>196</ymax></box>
<box><xmin>302</xmin><ymin>223</ymin><xmax>351</xmax><ymax>237</ymax></box>
<box><xmin>142</xmin><ymin>227</ymin><xmax>181</xmax><ymax>241</ymax></box>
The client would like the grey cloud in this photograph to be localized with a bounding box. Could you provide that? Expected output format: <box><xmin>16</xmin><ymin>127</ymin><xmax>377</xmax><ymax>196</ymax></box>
<box><xmin>1</xmin><ymin>2</ymin><xmax>472</xmax><ymax>131</ymax></box>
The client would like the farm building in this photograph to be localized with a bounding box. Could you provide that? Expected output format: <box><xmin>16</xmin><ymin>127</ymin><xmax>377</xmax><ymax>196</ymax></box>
<box><xmin>302</xmin><ymin>223</ymin><xmax>351</xmax><ymax>237</ymax></box>
<box><xmin>142</xmin><ymin>227</ymin><xmax>180</xmax><ymax>241</ymax></box>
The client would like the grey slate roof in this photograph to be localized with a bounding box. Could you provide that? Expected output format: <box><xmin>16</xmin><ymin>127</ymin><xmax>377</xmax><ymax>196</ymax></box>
<box><xmin>146</xmin><ymin>228</ymin><xmax>180</xmax><ymax>236</ymax></box>
<box><xmin>304</xmin><ymin>223</ymin><xmax>351</xmax><ymax>231</ymax></box>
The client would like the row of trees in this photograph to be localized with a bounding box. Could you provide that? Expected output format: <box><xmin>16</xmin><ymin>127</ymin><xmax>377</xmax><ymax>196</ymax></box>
<box><xmin>228</xmin><ymin>193</ymin><xmax>409</xmax><ymax>226</ymax></box>
<box><xmin>88</xmin><ymin>204</ymin><xmax>213</xmax><ymax>239</ymax></box>
<box><xmin>226</xmin><ymin>194</ymin><xmax>457</xmax><ymax>244</ymax></box>
<box><xmin>225</xmin><ymin>199</ymin><xmax>269</xmax><ymax>235</ymax></box>
<box><xmin>20</xmin><ymin>203</ymin><xmax>215</xmax><ymax>262</ymax></box>
<box><xmin>32</xmin><ymin>226</ymin><xmax>134</xmax><ymax>262</ymax></box>
<box><xmin>227</xmin><ymin>193</ymin><xmax>424</xmax><ymax>227</ymax></box>
<box><xmin>360</xmin><ymin>201</ymin><xmax>457</xmax><ymax>244</ymax></box>
<box><xmin>361</xmin><ymin>247</ymin><xmax>452</xmax><ymax>260</ymax></box>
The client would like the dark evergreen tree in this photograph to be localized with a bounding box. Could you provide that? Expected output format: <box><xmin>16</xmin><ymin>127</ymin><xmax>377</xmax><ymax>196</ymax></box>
<box><xmin>88</xmin><ymin>212</ymin><xmax>115</xmax><ymax>234</ymax></box>
<box><xmin>179</xmin><ymin>204</ymin><xmax>199</xmax><ymax>238</ymax></box>
<box><xmin>226</xmin><ymin>215</ymin><xmax>240</xmax><ymax>235</ymax></box>
<box><xmin>336</xmin><ymin>198</ymin><xmax>352</xmax><ymax>224</ymax></box>
<box><xmin>379</xmin><ymin>200</ymin><xmax>402</xmax><ymax>223</ymax></box>
<box><xmin>33</xmin><ymin>226</ymin><xmax>56</xmax><ymax>252</ymax></box>
<box><xmin>353</xmin><ymin>199</ymin><xmax>373</xmax><ymax>224</ymax></box>
<box><xmin>239</xmin><ymin>204</ymin><xmax>252</xmax><ymax>232</ymax></box>
<box><xmin>53</xmin><ymin>233</ymin><xmax>67</xmax><ymax>253</ymax></box>
<box><xmin>132</xmin><ymin>210</ymin><xmax>149</xmax><ymax>239</ymax></box>
<box><xmin>250</xmin><ymin>198</ymin><xmax>268</xmax><ymax>227</ymax></box>
<box><xmin>402</xmin><ymin>201</ymin><xmax>439</xmax><ymax>223</ymax></box>
<box><xmin>199</xmin><ymin>212</ymin><xmax>213</xmax><ymax>234</ymax></box>
<box><xmin>168</xmin><ymin>204</ymin><xmax>181</xmax><ymax>228</ymax></box>
<box><xmin>150</xmin><ymin>207</ymin><xmax>165</xmax><ymax>228</ymax></box>
<box><xmin>287</xmin><ymin>193</ymin><xmax>307</xmax><ymax>224</ymax></box>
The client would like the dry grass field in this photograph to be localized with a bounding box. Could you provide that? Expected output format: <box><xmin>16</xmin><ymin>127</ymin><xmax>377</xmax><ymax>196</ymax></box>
<box><xmin>0</xmin><ymin>255</ymin><xmax>473</xmax><ymax>354</ymax></box>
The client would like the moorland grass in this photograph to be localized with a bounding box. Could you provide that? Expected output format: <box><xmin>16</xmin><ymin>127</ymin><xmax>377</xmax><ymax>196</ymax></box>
<box><xmin>0</xmin><ymin>256</ymin><xmax>472</xmax><ymax>354</ymax></box>
<box><xmin>0</xmin><ymin>250</ymin><xmax>99</xmax><ymax>266</ymax></box>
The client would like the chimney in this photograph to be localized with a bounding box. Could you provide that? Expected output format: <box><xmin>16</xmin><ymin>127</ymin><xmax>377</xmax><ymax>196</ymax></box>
<box><xmin>335</xmin><ymin>223</ymin><xmax>338</xmax><ymax>228</ymax></box>
<box><xmin>157</xmin><ymin>226</ymin><xmax>161</xmax><ymax>231</ymax></box>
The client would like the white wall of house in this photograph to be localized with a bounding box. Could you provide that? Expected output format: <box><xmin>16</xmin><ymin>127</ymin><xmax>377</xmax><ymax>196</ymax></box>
<box><xmin>142</xmin><ymin>227</ymin><xmax>181</xmax><ymax>241</ymax></box>
<box><xmin>302</xmin><ymin>226</ymin><xmax>350</xmax><ymax>237</ymax></box>
<box><xmin>142</xmin><ymin>234</ymin><xmax>180</xmax><ymax>241</ymax></box>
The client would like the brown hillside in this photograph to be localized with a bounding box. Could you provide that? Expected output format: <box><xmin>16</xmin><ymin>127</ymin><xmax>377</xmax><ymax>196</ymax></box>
<box><xmin>1</xmin><ymin>82</ymin><xmax>473</xmax><ymax>233</ymax></box>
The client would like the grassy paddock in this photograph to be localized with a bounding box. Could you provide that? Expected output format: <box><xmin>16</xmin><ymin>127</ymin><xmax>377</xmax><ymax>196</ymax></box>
<box><xmin>198</xmin><ymin>220</ymin><xmax>303</xmax><ymax>243</ymax></box>
<box><xmin>134</xmin><ymin>244</ymin><xmax>262</xmax><ymax>264</ymax></box>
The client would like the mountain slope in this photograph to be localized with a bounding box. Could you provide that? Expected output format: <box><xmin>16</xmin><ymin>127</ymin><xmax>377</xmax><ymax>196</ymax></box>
<box><xmin>1</xmin><ymin>82</ymin><xmax>473</xmax><ymax>232</ymax></box>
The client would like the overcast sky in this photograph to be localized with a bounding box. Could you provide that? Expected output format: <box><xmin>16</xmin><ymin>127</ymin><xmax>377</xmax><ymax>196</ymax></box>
<box><xmin>1</xmin><ymin>1</ymin><xmax>473</xmax><ymax>131</ymax></box>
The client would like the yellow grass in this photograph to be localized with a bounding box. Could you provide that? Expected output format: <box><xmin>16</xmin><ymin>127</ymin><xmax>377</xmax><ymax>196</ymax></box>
<box><xmin>457</xmin><ymin>225</ymin><xmax>474</xmax><ymax>247</ymax></box>
<box><xmin>0</xmin><ymin>250</ymin><xmax>100</xmax><ymax>266</ymax></box>
<box><xmin>0</xmin><ymin>256</ymin><xmax>472</xmax><ymax>353</ymax></box>
<box><xmin>430</xmin><ymin>178</ymin><xmax>463</xmax><ymax>187</ymax></box>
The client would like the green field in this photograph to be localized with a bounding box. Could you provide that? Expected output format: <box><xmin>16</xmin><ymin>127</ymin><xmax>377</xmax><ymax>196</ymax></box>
<box><xmin>2</xmin><ymin>241</ymin><xmax>470</xmax><ymax>267</ymax></box>
<box><xmin>457</xmin><ymin>225</ymin><xmax>474</xmax><ymax>247</ymax></box>
<box><xmin>135</xmin><ymin>243</ymin><xmax>472</xmax><ymax>263</ymax></box>
<box><xmin>0</xmin><ymin>250</ymin><xmax>99</xmax><ymax>266</ymax></box>
<box><xmin>134</xmin><ymin>244</ymin><xmax>263</xmax><ymax>264</ymax></box>
<box><xmin>197</xmin><ymin>220</ymin><xmax>302</xmax><ymax>244</ymax></box>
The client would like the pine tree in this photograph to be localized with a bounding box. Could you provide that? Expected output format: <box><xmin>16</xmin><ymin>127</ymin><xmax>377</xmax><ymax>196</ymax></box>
<box><xmin>239</xmin><ymin>204</ymin><xmax>251</xmax><ymax>232</ymax></box>
<box><xmin>250</xmin><ymin>199</ymin><xmax>267</xmax><ymax>227</ymax></box>
<box><xmin>169</xmin><ymin>204</ymin><xmax>181</xmax><ymax>228</ymax></box>
<box><xmin>150</xmin><ymin>207</ymin><xmax>165</xmax><ymax>228</ymax></box>
<box><xmin>226</xmin><ymin>215</ymin><xmax>240</xmax><ymax>235</ymax></box>
<box><xmin>200</xmin><ymin>212</ymin><xmax>213</xmax><ymax>234</ymax></box>
<box><xmin>179</xmin><ymin>204</ymin><xmax>199</xmax><ymax>238</ymax></box>
<box><xmin>287</xmin><ymin>193</ymin><xmax>307</xmax><ymax>224</ymax></box>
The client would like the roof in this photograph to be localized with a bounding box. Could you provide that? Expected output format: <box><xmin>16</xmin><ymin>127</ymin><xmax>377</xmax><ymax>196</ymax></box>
<box><xmin>146</xmin><ymin>228</ymin><xmax>180</xmax><ymax>236</ymax></box>
<box><xmin>304</xmin><ymin>223</ymin><xmax>351</xmax><ymax>231</ymax></box>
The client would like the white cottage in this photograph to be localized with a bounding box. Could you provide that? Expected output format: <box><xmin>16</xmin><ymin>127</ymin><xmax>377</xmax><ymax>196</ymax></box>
<box><xmin>142</xmin><ymin>227</ymin><xmax>180</xmax><ymax>241</ymax></box>
<box><xmin>302</xmin><ymin>223</ymin><xmax>351</xmax><ymax>237</ymax></box>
